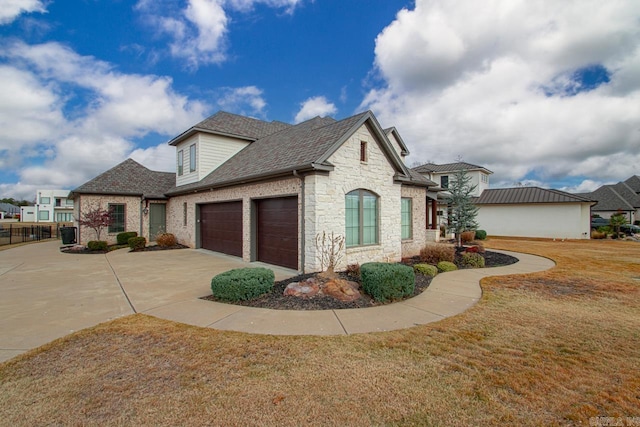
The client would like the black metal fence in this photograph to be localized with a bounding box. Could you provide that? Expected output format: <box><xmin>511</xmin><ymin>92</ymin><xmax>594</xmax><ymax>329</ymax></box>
<box><xmin>0</xmin><ymin>224</ymin><xmax>58</xmax><ymax>246</ymax></box>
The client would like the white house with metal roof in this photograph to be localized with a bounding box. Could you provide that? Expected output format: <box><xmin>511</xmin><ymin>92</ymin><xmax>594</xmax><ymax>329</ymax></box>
<box><xmin>475</xmin><ymin>187</ymin><xmax>595</xmax><ymax>239</ymax></box>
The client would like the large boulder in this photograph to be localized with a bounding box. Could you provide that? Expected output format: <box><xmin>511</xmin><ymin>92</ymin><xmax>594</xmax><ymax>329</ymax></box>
<box><xmin>283</xmin><ymin>278</ymin><xmax>320</xmax><ymax>298</ymax></box>
<box><xmin>322</xmin><ymin>279</ymin><xmax>361</xmax><ymax>302</ymax></box>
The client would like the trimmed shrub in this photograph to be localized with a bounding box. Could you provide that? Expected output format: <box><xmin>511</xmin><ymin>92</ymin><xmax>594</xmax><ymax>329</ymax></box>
<box><xmin>461</xmin><ymin>252</ymin><xmax>485</xmax><ymax>268</ymax></box>
<box><xmin>420</xmin><ymin>243</ymin><xmax>455</xmax><ymax>264</ymax></box>
<box><xmin>437</xmin><ymin>261</ymin><xmax>458</xmax><ymax>272</ymax></box>
<box><xmin>591</xmin><ymin>230</ymin><xmax>606</xmax><ymax>239</ymax></box>
<box><xmin>116</xmin><ymin>231</ymin><xmax>138</xmax><ymax>245</ymax></box>
<box><xmin>414</xmin><ymin>263</ymin><xmax>438</xmax><ymax>277</ymax></box>
<box><xmin>128</xmin><ymin>236</ymin><xmax>147</xmax><ymax>250</ymax></box>
<box><xmin>156</xmin><ymin>233</ymin><xmax>177</xmax><ymax>247</ymax></box>
<box><xmin>460</xmin><ymin>230</ymin><xmax>476</xmax><ymax>243</ymax></box>
<box><xmin>360</xmin><ymin>262</ymin><xmax>415</xmax><ymax>302</ymax></box>
<box><xmin>87</xmin><ymin>240</ymin><xmax>108</xmax><ymax>251</ymax></box>
<box><xmin>475</xmin><ymin>230</ymin><xmax>487</xmax><ymax>240</ymax></box>
<box><xmin>210</xmin><ymin>268</ymin><xmax>275</xmax><ymax>302</ymax></box>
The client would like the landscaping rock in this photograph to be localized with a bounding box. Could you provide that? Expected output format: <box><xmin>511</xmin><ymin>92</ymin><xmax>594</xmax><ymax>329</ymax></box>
<box><xmin>283</xmin><ymin>278</ymin><xmax>320</xmax><ymax>298</ymax></box>
<box><xmin>322</xmin><ymin>279</ymin><xmax>361</xmax><ymax>302</ymax></box>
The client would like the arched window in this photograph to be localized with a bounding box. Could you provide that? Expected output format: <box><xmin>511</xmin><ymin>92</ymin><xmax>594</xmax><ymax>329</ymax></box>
<box><xmin>345</xmin><ymin>189</ymin><xmax>378</xmax><ymax>247</ymax></box>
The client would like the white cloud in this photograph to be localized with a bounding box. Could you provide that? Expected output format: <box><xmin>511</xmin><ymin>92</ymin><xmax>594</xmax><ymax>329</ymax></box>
<box><xmin>136</xmin><ymin>0</ymin><xmax>304</xmax><ymax>70</ymax></box>
<box><xmin>362</xmin><ymin>0</ymin><xmax>640</xmax><ymax>188</ymax></box>
<box><xmin>216</xmin><ymin>86</ymin><xmax>267</xmax><ymax>117</ymax></box>
<box><xmin>0</xmin><ymin>0</ymin><xmax>46</xmax><ymax>25</ymax></box>
<box><xmin>294</xmin><ymin>96</ymin><xmax>337</xmax><ymax>123</ymax></box>
<box><xmin>0</xmin><ymin>41</ymin><xmax>208</xmax><ymax>199</ymax></box>
<box><xmin>130</xmin><ymin>143</ymin><xmax>176</xmax><ymax>172</ymax></box>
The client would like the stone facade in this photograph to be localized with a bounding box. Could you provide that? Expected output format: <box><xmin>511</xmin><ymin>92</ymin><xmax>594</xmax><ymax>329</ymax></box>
<box><xmin>167</xmin><ymin>177</ymin><xmax>302</xmax><ymax>265</ymax></box>
<box><xmin>401</xmin><ymin>185</ymin><xmax>428</xmax><ymax>258</ymax></box>
<box><xmin>75</xmin><ymin>194</ymin><xmax>142</xmax><ymax>245</ymax></box>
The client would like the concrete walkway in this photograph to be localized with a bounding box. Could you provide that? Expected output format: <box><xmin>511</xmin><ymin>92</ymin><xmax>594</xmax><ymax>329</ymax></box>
<box><xmin>0</xmin><ymin>240</ymin><xmax>554</xmax><ymax>362</ymax></box>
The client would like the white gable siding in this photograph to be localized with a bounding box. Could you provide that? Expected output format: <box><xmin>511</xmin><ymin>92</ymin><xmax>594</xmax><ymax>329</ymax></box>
<box><xmin>304</xmin><ymin>124</ymin><xmax>402</xmax><ymax>272</ymax></box>
<box><xmin>477</xmin><ymin>203</ymin><xmax>591</xmax><ymax>239</ymax></box>
<box><xmin>386</xmin><ymin>132</ymin><xmax>405</xmax><ymax>163</ymax></box>
<box><xmin>175</xmin><ymin>133</ymin><xmax>250</xmax><ymax>187</ymax></box>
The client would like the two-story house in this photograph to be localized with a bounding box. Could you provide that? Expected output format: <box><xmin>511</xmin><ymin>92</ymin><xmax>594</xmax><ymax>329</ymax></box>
<box><xmin>20</xmin><ymin>190</ymin><xmax>75</xmax><ymax>223</ymax></box>
<box><xmin>71</xmin><ymin>110</ymin><xmax>440</xmax><ymax>273</ymax></box>
<box><xmin>412</xmin><ymin>162</ymin><xmax>492</xmax><ymax>231</ymax></box>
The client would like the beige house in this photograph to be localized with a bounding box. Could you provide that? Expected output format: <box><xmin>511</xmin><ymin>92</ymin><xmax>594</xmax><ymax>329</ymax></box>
<box><xmin>71</xmin><ymin>111</ymin><xmax>439</xmax><ymax>273</ymax></box>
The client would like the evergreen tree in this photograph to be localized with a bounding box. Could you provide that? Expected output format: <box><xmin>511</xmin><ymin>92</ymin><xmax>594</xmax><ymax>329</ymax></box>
<box><xmin>448</xmin><ymin>167</ymin><xmax>479</xmax><ymax>247</ymax></box>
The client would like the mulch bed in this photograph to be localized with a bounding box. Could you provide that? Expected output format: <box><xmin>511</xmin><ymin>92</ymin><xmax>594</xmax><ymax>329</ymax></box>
<box><xmin>60</xmin><ymin>244</ymin><xmax>189</xmax><ymax>254</ymax></box>
<box><xmin>202</xmin><ymin>250</ymin><xmax>518</xmax><ymax>311</ymax></box>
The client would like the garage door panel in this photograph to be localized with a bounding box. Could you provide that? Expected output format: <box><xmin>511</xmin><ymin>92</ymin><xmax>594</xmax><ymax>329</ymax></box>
<box><xmin>201</xmin><ymin>201</ymin><xmax>242</xmax><ymax>257</ymax></box>
<box><xmin>256</xmin><ymin>197</ymin><xmax>298</xmax><ymax>270</ymax></box>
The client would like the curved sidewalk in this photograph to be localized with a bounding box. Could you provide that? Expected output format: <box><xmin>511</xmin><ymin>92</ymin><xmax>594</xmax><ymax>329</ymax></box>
<box><xmin>0</xmin><ymin>241</ymin><xmax>554</xmax><ymax>362</ymax></box>
<box><xmin>142</xmin><ymin>250</ymin><xmax>555</xmax><ymax>336</ymax></box>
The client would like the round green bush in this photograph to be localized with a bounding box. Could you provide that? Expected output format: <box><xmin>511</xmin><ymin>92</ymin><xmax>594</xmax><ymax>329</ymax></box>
<box><xmin>461</xmin><ymin>252</ymin><xmax>485</xmax><ymax>268</ymax></box>
<box><xmin>211</xmin><ymin>267</ymin><xmax>275</xmax><ymax>302</ymax></box>
<box><xmin>128</xmin><ymin>236</ymin><xmax>147</xmax><ymax>250</ymax></box>
<box><xmin>87</xmin><ymin>240</ymin><xmax>108</xmax><ymax>251</ymax></box>
<box><xmin>413</xmin><ymin>263</ymin><xmax>438</xmax><ymax>277</ymax></box>
<box><xmin>475</xmin><ymin>230</ymin><xmax>487</xmax><ymax>240</ymax></box>
<box><xmin>116</xmin><ymin>231</ymin><xmax>138</xmax><ymax>245</ymax></box>
<box><xmin>437</xmin><ymin>261</ymin><xmax>458</xmax><ymax>272</ymax></box>
<box><xmin>361</xmin><ymin>262</ymin><xmax>415</xmax><ymax>302</ymax></box>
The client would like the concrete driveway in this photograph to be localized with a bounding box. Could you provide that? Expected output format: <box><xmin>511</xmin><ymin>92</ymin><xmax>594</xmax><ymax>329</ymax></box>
<box><xmin>0</xmin><ymin>240</ymin><xmax>555</xmax><ymax>363</ymax></box>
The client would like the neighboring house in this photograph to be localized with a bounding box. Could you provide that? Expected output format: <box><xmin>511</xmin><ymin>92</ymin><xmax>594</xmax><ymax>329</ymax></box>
<box><xmin>20</xmin><ymin>190</ymin><xmax>75</xmax><ymax>222</ymax></box>
<box><xmin>577</xmin><ymin>177</ymin><xmax>640</xmax><ymax>224</ymax></box>
<box><xmin>475</xmin><ymin>187</ymin><xmax>595</xmax><ymax>239</ymax></box>
<box><xmin>413</xmin><ymin>162</ymin><xmax>492</xmax><ymax>231</ymax></box>
<box><xmin>71</xmin><ymin>110</ymin><xmax>439</xmax><ymax>273</ymax></box>
<box><xmin>0</xmin><ymin>202</ymin><xmax>20</xmax><ymax>219</ymax></box>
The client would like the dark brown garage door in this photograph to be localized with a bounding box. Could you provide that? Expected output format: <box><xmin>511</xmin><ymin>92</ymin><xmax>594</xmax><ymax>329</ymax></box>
<box><xmin>200</xmin><ymin>201</ymin><xmax>242</xmax><ymax>257</ymax></box>
<box><xmin>256</xmin><ymin>197</ymin><xmax>298</xmax><ymax>270</ymax></box>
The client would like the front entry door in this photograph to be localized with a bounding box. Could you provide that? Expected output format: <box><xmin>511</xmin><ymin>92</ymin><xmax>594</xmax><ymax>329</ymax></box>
<box><xmin>149</xmin><ymin>203</ymin><xmax>166</xmax><ymax>241</ymax></box>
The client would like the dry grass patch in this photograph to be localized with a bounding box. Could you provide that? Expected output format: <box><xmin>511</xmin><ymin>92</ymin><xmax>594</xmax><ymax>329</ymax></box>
<box><xmin>1</xmin><ymin>238</ymin><xmax>639</xmax><ymax>426</ymax></box>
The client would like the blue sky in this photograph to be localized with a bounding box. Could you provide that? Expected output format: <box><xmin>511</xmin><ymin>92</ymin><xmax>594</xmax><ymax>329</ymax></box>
<box><xmin>1</xmin><ymin>0</ymin><xmax>639</xmax><ymax>200</ymax></box>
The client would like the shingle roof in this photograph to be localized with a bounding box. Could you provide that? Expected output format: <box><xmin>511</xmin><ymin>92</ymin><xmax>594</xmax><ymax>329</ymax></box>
<box><xmin>167</xmin><ymin>110</ymin><xmax>423</xmax><ymax>195</ymax></box>
<box><xmin>168</xmin><ymin>111</ymin><xmax>292</xmax><ymax>146</ymax></box>
<box><xmin>623</xmin><ymin>175</ymin><xmax>640</xmax><ymax>194</ymax></box>
<box><xmin>71</xmin><ymin>159</ymin><xmax>175</xmax><ymax>199</ymax></box>
<box><xmin>577</xmin><ymin>183</ymin><xmax>639</xmax><ymax>212</ymax></box>
<box><xmin>475</xmin><ymin>187</ymin><xmax>594</xmax><ymax>205</ymax></box>
<box><xmin>413</xmin><ymin>161</ymin><xmax>493</xmax><ymax>174</ymax></box>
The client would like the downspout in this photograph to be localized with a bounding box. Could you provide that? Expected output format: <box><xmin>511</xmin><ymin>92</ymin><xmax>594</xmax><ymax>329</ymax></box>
<box><xmin>140</xmin><ymin>197</ymin><xmax>145</xmax><ymax>239</ymax></box>
<box><xmin>293</xmin><ymin>170</ymin><xmax>304</xmax><ymax>272</ymax></box>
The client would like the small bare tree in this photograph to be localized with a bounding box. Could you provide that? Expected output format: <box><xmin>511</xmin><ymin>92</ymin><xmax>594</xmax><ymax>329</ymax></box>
<box><xmin>315</xmin><ymin>232</ymin><xmax>345</xmax><ymax>275</ymax></box>
<box><xmin>77</xmin><ymin>205</ymin><xmax>112</xmax><ymax>241</ymax></box>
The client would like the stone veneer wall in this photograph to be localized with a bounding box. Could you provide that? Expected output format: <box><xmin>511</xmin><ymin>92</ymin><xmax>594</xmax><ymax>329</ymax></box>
<box><xmin>75</xmin><ymin>194</ymin><xmax>142</xmax><ymax>245</ymax></box>
<box><xmin>304</xmin><ymin>123</ymin><xmax>404</xmax><ymax>272</ymax></box>
<box><xmin>167</xmin><ymin>177</ymin><xmax>301</xmax><ymax>266</ymax></box>
<box><xmin>400</xmin><ymin>185</ymin><xmax>428</xmax><ymax>258</ymax></box>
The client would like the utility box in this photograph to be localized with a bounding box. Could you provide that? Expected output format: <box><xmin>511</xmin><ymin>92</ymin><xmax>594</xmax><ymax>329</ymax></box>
<box><xmin>60</xmin><ymin>227</ymin><xmax>77</xmax><ymax>245</ymax></box>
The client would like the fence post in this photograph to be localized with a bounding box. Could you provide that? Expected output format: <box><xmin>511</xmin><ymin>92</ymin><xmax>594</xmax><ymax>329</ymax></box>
<box><xmin>9</xmin><ymin>224</ymin><xmax>12</xmax><ymax>245</ymax></box>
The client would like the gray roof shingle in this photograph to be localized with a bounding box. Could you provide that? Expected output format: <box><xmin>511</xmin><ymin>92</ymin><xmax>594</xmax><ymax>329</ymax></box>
<box><xmin>167</xmin><ymin>110</ymin><xmax>425</xmax><ymax>195</ymax></box>
<box><xmin>71</xmin><ymin>159</ymin><xmax>175</xmax><ymax>199</ymax></box>
<box><xmin>413</xmin><ymin>161</ymin><xmax>493</xmax><ymax>174</ymax></box>
<box><xmin>476</xmin><ymin>187</ymin><xmax>594</xmax><ymax>205</ymax></box>
<box><xmin>577</xmin><ymin>182</ymin><xmax>640</xmax><ymax>212</ymax></box>
<box><xmin>625</xmin><ymin>175</ymin><xmax>640</xmax><ymax>193</ymax></box>
<box><xmin>0</xmin><ymin>202</ymin><xmax>20</xmax><ymax>214</ymax></box>
<box><xmin>169</xmin><ymin>111</ymin><xmax>292</xmax><ymax>145</ymax></box>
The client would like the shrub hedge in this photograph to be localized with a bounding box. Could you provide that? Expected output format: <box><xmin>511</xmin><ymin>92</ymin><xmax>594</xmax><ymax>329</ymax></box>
<box><xmin>437</xmin><ymin>261</ymin><xmax>458</xmax><ymax>272</ymax></box>
<box><xmin>128</xmin><ymin>236</ymin><xmax>147</xmax><ymax>250</ymax></box>
<box><xmin>361</xmin><ymin>262</ymin><xmax>415</xmax><ymax>302</ymax></box>
<box><xmin>420</xmin><ymin>243</ymin><xmax>455</xmax><ymax>264</ymax></box>
<box><xmin>116</xmin><ymin>231</ymin><xmax>138</xmax><ymax>245</ymax></box>
<box><xmin>87</xmin><ymin>240</ymin><xmax>108</xmax><ymax>251</ymax></box>
<box><xmin>475</xmin><ymin>230</ymin><xmax>487</xmax><ymax>240</ymax></box>
<box><xmin>461</xmin><ymin>252</ymin><xmax>485</xmax><ymax>268</ymax></box>
<box><xmin>413</xmin><ymin>263</ymin><xmax>438</xmax><ymax>277</ymax></box>
<box><xmin>210</xmin><ymin>268</ymin><xmax>275</xmax><ymax>302</ymax></box>
<box><xmin>156</xmin><ymin>233</ymin><xmax>177</xmax><ymax>247</ymax></box>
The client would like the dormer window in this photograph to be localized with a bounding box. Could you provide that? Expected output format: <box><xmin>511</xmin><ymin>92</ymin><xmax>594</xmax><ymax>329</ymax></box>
<box><xmin>360</xmin><ymin>141</ymin><xmax>367</xmax><ymax>162</ymax></box>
